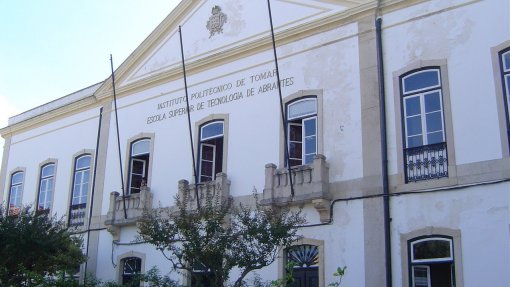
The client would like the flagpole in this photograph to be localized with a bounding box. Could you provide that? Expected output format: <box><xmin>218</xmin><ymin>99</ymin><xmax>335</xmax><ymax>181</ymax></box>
<box><xmin>178</xmin><ymin>26</ymin><xmax>201</xmax><ymax>209</ymax></box>
<box><xmin>267</xmin><ymin>0</ymin><xmax>295</xmax><ymax>197</ymax></box>
<box><xmin>110</xmin><ymin>55</ymin><xmax>128</xmax><ymax>219</ymax></box>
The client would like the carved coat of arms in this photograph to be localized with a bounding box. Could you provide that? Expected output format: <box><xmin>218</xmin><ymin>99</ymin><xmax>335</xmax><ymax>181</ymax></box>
<box><xmin>206</xmin><ymin>5</ymin><xmax>227</xmax><ymax>38</ymax></box>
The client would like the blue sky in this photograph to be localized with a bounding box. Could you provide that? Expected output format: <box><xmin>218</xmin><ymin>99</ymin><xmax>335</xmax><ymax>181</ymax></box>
<box><xmin>0</xmin><ymin>0</ymin><xmax>180</xmax><ymax>164</ymax></box>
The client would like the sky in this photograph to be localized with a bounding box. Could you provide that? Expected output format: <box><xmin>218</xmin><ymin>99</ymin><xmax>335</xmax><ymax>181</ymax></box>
<box><xmin>0</xmin><ymin>0</ymin><xmax>180</xmax><ymax>167</ymax></box>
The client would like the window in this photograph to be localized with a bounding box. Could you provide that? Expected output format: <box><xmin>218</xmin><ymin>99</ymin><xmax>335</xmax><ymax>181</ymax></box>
<box><xmin>128</xmin><ymin>139</ymin><xmax>150</xmax><ymax>194</ymax></box>
<box><xmin>69</xmin><ymin>155</ymin><xmax>91</xmax><ymax>226</ymax></box>
<box><xmin>198</xmin><ymin>121</ymin><xmax>224</xmax><ymax>182</ymax></box>
<box><xmin>191</xmin><ymin>263</ymin><xmax>216</xmax><ymax>287</ymax></box>
<box><xmin>287</xmin><ymin>244</ymin><xmax>319</xmax><ymax>287</ymax></box>
<box><xmin>401</xmin><ymin>68</ymin><xmax>448</xmax><ymax>182</ymax></box>
<box><xmin>37</xmin><ymin>163</ymin><xmax>55</xmax><ymax>212</ymax></box>
<box><xmin>121</xmin><ymin>257</ymin><xmax>141</xmax><ymax>287</ymax></box>
<box><xmin>8</xmin><ymin>171</ymin><xmax>24</xmax><ymax>216</ymax></box>
<box><xmin>287</xmin><ymin>97</ymin><xmax>317</xmax><ymax>167</ymax></box>
<box><xmin>408</xmin><ymin>237</ymin><xmax>455</xmax><ymax>287</ymax></box>
<box><xmin>500</xmin><ymin>48</ymin><xmax>510</xmax><ymax>151</ymax></box>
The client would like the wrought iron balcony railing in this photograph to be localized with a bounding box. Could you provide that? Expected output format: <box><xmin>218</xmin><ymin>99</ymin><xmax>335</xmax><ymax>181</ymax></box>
<box><xmin>68</xmin><ymin>203</ymin><xmax>86</xmax><ymax>226</ymax></box>
<box><xmin>404</xmin><ymin>142</ymin><xmax>448</xmax><ymax>183</ymax></box>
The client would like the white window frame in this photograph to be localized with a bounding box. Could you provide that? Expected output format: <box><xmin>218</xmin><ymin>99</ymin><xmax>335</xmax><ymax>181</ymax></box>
<box><xmin>128</xmin><ymin>138</ymin><xmax>150</xmax><ymax>194</ymax></box>
<box><xmin>402</xmin><ymin>69</ymin><xmax>445</xmax><ymax>148</ymax></box>
<box><xmin>38</xmin><ymin>163</ymin><xmax>55</xmax><ymax>211</ymax></box>
<box><xmin>286</xmin><ymin>97</ymin><xmax>318</xmax><ymax>167</ymax></box>
<box><xmin>198</xmin><ymin>121</ymin><xmax>224</xmax><ymax>182</ymax></box>
<box><xmin>199</xmin><ymin>143</ymin><xmax>216</xmax><ymax>182</ymax></box>
<box><xmin>412</xmin><ymin>265</ymin><xmax>431</xmax><ymax>287</ymax></box>
<box><xmin>8</xmin><ymin>171</ymin><xmax>24</xmax><ymax>214</ymax></box>
<box><xmin>71</xmin><ymin>155</ymin><xmax>91</xmax><ymax>205</ymax></box>
<box><xmin>410</xmin><ymin>237</ymin><xmax>453</xmax><ymax>263</ymax></box>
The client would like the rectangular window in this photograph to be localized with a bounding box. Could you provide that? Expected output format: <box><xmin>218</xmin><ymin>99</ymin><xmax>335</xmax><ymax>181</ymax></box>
<box><xmin>37</xmin><ymin>163</ymin><xmax>55</xmax><ymax>212</ymax></box>
<box><xmin>69</xmin><ymin>155</ymin><xmax>91</xmax><ymax>226</ymax></box>
<box><xmin>401</xmin><ymin>69</ymin><xmax>448</xmax><ymax>182</ymax></box>
<box><xmin>122</xmin><ymin>257</ymin><xmax>141</xmax><ymax>287</ymax></box>
<box><xmin>287</xmin><ymin>97</ymin><xmax>317</xmax><ymax>167</ymax></box>
<box><xmin>198</xmin><ymin>121</ymin><xmax>224</xmax><ymax>183</ymax></box>
<box><xmin>8</xmin><ymin>171</ymin><xmax>24</xmax><ymax>216</ymax></box>
<box><xmin>500</xmin><ymin>49</ymin><xmax>510</xmax><ymax>151</ymax></box>
<box><xmin>128</xmin><ymin>139</ymin><xmax>150</xmax><ymax>194</ymax></box>
<box><xmin>408</xmin><ymin>237</ymin><xmax>455</xmax><ymax>287</ymax></box>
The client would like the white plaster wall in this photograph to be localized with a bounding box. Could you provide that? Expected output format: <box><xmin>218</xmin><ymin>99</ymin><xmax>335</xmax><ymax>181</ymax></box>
<box><xmin>3</xmin><ymin>107</ymin><xmax>100</xmax><ymax>217</ymax></box>
<box><xmin>390</xmin><ymin>182</ymin><xmax>510</xmax><ymax>286</ymax></box>
<box><xmin>225</xmin><ymin>200</ymin><xmax>366</xmax><ymax>286</ymax></box>
<box><xmin>101</xmin><ymin>20</ymin><xmax>363</xmax><ymax>213</ymax></box>
<box><xmin>384</xmin><ymin>0</ymin><xmax>510</xmax><ymax>174</ymax></box>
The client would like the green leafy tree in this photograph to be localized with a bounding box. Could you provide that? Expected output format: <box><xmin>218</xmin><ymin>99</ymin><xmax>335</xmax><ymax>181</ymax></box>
<box><xmin>138</xmin><ymin>191</ymin><xmax>305</xmax><ymax>287</ymax></box>
<box><xmin>0</xmin><ymin>205</ymin><xmax>86</xmax><ymax>286</ymax></box>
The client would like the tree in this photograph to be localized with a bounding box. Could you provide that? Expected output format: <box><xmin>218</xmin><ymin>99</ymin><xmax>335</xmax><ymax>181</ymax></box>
<box><xmin>0</xmin><ymin>205</ymin><xmax>86</xmax><ymax>286</ymax></box>
<box><xmin>138</xmin><ymin>191</ymin><xmax>305</xmax><ymax>287</ymax></box>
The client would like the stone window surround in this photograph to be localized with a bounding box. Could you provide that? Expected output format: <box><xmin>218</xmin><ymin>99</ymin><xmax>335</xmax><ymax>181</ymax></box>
<box><xmin>491</xmin><ymin>40</ymin><xmax>510</xmax><ymax>158</ymax></box>
<box><xmin>117</xmin><ymin>251</ymin><xmax>146</xmax><ymax>284</ymax></box>
<box><xmin>7</xmin><ymin>167</ymin><xmax>26</xmax><ymax>210</ymax></box>
<box><xmin>194</xmin><ymin>114</ymin><xmax>230</xmax><ymax>178</ymax></box>
<box><xmin>280</xmin><ymin>90</ymin><xmax>324</xmax><ymax>168</ymax></box>
<box><xmin>400</xmin><ymin>227</ymin><xmax>464</xmax><ymax>287</ymax></box>
<box><xmin>66</xmin><ymin>149</ymin><xmax>95</xmax><ymax>227</ymax></box>
<box><xmin>36</xmin><ymin>158</ymin><xmax>58</xmax><ymax>211</ymax></box>
<box><xmin>392</xmin><ymin>60</ymin><xmax>458</xmax><ymax>191</ymax></box>
<box><xmin>123</xmin><ymin>133</ymin><xmax>155</xmax><ymax>195</ymax></box>
<box><xmin>278</xmin><ymin>238</ymin><xmax>325</xmax><ymax>287</ymax></box>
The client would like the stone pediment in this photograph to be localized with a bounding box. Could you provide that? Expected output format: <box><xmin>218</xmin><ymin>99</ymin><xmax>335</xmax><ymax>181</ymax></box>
<box><xmin>104</xmin><ymin>0</ymin><xmax>358</xmax><ymax>92</ymax></box>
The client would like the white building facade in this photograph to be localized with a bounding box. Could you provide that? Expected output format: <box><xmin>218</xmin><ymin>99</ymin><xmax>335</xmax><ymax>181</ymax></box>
<box><xmin>1</xmin><ymin>0</ymin><xmax>509</xmax><ymax>286</ymax></box>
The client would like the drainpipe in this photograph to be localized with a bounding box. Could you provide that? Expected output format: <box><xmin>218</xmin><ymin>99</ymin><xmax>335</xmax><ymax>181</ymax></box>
<box><xmin>376</xmin><ymin>15</ymin><xmax>393</xmax><ymax>287</ymax></box>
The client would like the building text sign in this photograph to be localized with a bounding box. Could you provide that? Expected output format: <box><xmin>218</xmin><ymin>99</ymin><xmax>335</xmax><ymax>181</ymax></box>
<box><xmin>146</xmin><ymin>69</ymin><xmax>294</xmax><ymax>125</ymax></box>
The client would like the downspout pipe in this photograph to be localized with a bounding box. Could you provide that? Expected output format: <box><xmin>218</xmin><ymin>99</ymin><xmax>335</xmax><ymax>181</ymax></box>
<box><xmin>376</xmin><ymin>16</ymin><xmax>393</xmax><ymax>287</ymax></box>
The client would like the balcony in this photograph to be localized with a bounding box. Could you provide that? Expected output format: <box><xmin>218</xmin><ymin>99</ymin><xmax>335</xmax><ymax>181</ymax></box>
<box><xmin>262</xmin><ymin>154</ymin><xmax>331</xmax><ymax>222</ymax></box>
<box><xmin>178</xmin><ymin>173</ymin><xmax>231</xmax><ymax>210</ymax></box>
<box><xmin>404</xmin><ymin>142</ymin><xmax>448</xmax><ymax>183</ymax></box>
<box><xmin>105</xmin><ymin>186</ymin><xmax>153</xmax><ymax>232</ymax></box>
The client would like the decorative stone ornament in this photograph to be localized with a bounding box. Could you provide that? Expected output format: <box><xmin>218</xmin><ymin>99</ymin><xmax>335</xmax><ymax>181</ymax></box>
<box><xmin>206</xmin><ymin>5</ymin><xmax>227</xmax><ymax>38</ymax></box>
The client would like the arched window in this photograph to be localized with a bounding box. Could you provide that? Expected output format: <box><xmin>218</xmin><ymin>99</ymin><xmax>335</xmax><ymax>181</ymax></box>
<box><xmin>286</xmin><ymin>244</ymin><xmax>319</xmax><ymax>286</ymax></box>
<box><xmin>37</xmin><ymin>163</ymin><xmax>55</xmax><ymax>212</ymax></box>
<box><xmin>128</xmin><ymin>139</ymin><xmax>150</xmax><ymax>194</ymax></box>
<box><xmin>408</xmin><ymin>237</ymin><xmax>455</xmax><ymax>287</ymax></box>
<box><xmin>287</xmin><ymin>97</ymin><xmax>317</xmax><ymax>167</ymax></box>
<box><xmin>69</xmin><ymin>154</ymin><xmax>91</xmax><ymax>226</ymax></box>
<box><xmin>198</xmin><ymin>121</ymin><xmax>224</xmax><ymax>182</ymax></box>
<box><xmin>8</xmin><ymin>171</ymin><xmax>24</xmax><ymax>216</ymax></box>
<box><xmin>121</xmin><ymin>257</ymin><xmax>142</xmax><ymax>286</ymax></box>
<box><xmin>401</xmin><ymin>68</ymin><xmax>448</xmax><ymax>182</ymax></box>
